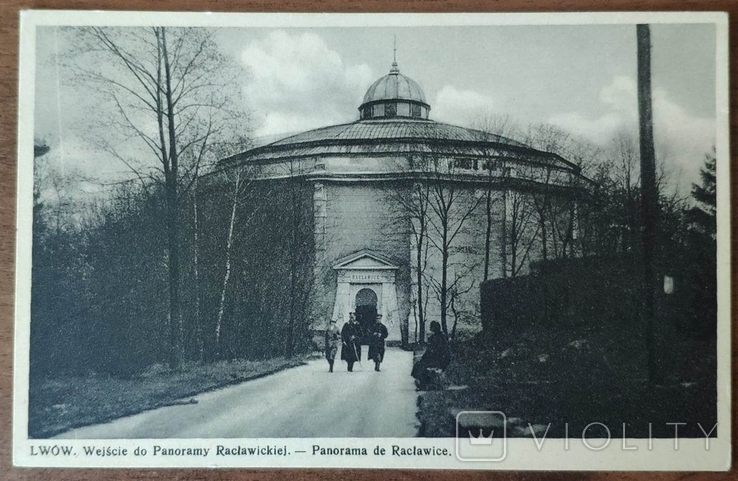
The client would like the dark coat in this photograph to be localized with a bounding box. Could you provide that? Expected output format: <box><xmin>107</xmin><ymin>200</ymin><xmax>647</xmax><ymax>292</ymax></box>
<box><xmin>368</xmin><ymin>322</ymin><xmax>388</xmax><ymax>362</ymax></box>
<box><xmin>324</xmin><ymin>323</ymin><xmax>341</xmax><ymax>361</ymax></box>
<box><xmin>412</xmin><ymin>331</ymin><xmax>451</xmax><ymax>379</ymax></box>
<box><xmin>340</xmin><ymin>322</ymin><xmax>362</xmax><ymax>362</ymax></box>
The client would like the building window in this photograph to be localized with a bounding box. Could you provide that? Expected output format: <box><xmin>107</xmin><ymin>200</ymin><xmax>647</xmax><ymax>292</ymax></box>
<box><xmin>397</xmin><ymin>102</ymin><xmax>410</xmax><ymax>117</ymax></box>
<box><xmin>385</xmin><ymin>102</ymin><xmax>397</xmax><ymax>118</ymax></box>
<box><xmin>373</xmin><ymin>104</ymin><xmax>385</xmax><ymax>117</ymax></box>
<box><xmin>482</xmin><ymin>160</ymin><xmax>499</xmax><ymax>171</ymax></box>
<box><xmin>450</xmin><ymin>158</ymin><xmax>473</xmax><ymax>170</ymax></box>
<box><xmin>411</xmin><ymin>104</ymin><xmax>421</xmax><ymax>118</ymax></box>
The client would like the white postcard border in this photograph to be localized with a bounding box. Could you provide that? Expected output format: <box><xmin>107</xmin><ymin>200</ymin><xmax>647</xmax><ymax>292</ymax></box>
<box><xmin>13</xmin><ymin>10</ymin><xmax>731</xmax><ymax>470</ymax></box>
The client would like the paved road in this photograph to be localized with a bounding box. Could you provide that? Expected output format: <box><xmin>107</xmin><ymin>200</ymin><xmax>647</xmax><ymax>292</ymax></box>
<box><xmin>56</xmin><ymin>347</ymin><xmax>418</xmax><ymax>438</ymax></box>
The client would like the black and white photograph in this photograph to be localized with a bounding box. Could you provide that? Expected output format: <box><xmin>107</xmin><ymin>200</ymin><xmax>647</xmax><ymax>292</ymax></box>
<box><xmin>14</xmin><ymin>11</ymin><xmax>730</xmax><ymax>470</ymax></box>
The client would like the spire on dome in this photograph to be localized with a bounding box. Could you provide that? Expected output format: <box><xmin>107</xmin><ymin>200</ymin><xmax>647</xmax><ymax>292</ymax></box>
<box><xmin>390</xmin><ymin>35</ymin><xmax>399</xmax><ymax>74</ymax></box>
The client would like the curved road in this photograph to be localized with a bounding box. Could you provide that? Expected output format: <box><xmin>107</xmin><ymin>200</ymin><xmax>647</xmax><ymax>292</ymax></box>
<box><xmin>55</xmin><ymin>347</ymin><xmax>418</xmax><ymax>439</ymax></box>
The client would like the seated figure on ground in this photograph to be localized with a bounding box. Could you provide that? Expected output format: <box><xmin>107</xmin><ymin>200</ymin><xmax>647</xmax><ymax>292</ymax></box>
<box><xmin>411</xmin><ymin>321</ymin><xmax>451</xmax><ymax>390</ymax></box>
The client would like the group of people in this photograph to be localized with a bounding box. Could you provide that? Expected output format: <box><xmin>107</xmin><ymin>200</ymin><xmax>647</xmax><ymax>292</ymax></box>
<box><xmin>324</xmin><ymin>312</ymin><xmax>388</xmax><ymax>372</ymax></box>
<box><xmin>324</xmin><ymin>314</ymin><xmax>451</xmax><ymax>389</ymax></box>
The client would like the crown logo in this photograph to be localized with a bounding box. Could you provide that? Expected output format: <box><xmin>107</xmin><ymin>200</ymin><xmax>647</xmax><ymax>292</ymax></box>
<box><xmin>468</xmin><ymin>428</ymin><xmax>494</xmax><ymax>445</ymax></box>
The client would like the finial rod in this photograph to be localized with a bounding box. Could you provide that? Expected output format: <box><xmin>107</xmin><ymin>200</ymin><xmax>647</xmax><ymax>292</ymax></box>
<box><xmin>389</xmin><ymin>34</ymin><xmax>399</xmax><ymax>74</ymax></box>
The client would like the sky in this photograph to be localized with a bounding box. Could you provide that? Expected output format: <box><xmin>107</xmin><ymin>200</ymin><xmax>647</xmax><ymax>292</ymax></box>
<box><xmin>34</xmin><ymin>22</ymin><xmax>718</xmax><ymax>189</ymax></box>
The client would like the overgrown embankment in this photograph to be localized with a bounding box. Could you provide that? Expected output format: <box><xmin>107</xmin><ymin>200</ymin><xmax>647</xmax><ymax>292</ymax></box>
<box><xmin>29</xmin><ymin>357</ymin><xmax>306</xmax><ymax>438</ymax></box>
<box><xmin>417</xmin><ymin>331</ymin><xmax>717</xmax><ymax>438</ymax></box>
<box><xmin>417</xmin><ymin>254</ymin><xmax>717</xmax><ymax>439</ymax></box>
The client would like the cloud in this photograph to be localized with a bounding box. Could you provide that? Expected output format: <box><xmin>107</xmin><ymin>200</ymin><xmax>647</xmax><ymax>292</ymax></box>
<box><xmin>549</xmin><ymin>76</ymin><xmax>715</xmax><ymax>185</ymax></box>
<box><xmin>240</xmin><ymin>31</ymin><xmax>374</xmax><ymax>138</ymax></box>
<box><xmin>431</xmin><ymin>86</ymin><xmax>500</xmax><ymax>127</ymax></box>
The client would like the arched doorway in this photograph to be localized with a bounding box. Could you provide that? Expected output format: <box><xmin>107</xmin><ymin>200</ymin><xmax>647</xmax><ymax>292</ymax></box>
<box><xmin>355</xmin><ymin>288</ymin><xmax>378</xmax><ymax>342</ymax></box>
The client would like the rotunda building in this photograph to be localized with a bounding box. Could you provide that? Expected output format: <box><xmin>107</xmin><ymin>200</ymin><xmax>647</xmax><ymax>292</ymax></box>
<box><xmin>220</xmin><ymin>60</ymin><xmax>592</xmax><ymax>345</ymax></box>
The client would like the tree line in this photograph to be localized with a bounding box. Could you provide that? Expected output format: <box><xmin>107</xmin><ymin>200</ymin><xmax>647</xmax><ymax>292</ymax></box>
<box><xmin>31</xmin><ymin>26</ymin><xmax>315</xmax><ymax>378</ymax></box>
<box><xmin>31</xmin><ymin>158</ymin><xmax>316</xmax><ymax>377</ymax></box>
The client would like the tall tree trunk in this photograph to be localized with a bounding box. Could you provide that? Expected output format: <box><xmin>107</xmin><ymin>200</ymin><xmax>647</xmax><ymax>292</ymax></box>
<box><xmin>538</xmin><ymin>198</ymin><xmax>548</xmax><ymax>262</ymax></box>
<box><xmin>215</xmin><ymin>170</ymin><xmax>241</xmax><ymax>357</ymax></box>
<box><xmin>637</xmin><ymin>24</ymin><xmax>659</xmax><ymax>383</ymax></box>
<box><xmin>413</xmin><ymin>184</ymin><xmax>428</xmax><ymax>345</ymax></box>
<box><xmin>484</xmin><ymin>186</ymin><xmax>492</xmax><ymax>281</ymax></box>
<box><xmin>500</xmin><ymin>188</ymin><xmax>507</xmax><ymax>278</ymax></box>
<box><xmin>161</xmin><ymin>27</ymin><xmax>184</xmax><ymax>369</ymax></box>
<box><xmin>450</xmin><ymin>294</ymin><xmax>459</xmax><ymax>343</ymax></box>
<box><xmin>440</xmin><ymin>229</ymin><xmax>449</xmax><ymax>334</ymax></box>
<box><xmin>193</xmin><ymin>176</ymin><xmax>203</xmax><ymax>361</ymax></box>
<box><xmin>416</xmin><ymin>220</ymin><xmax>426</xmax><ymax>344</ymax></box>
<box><xmin>510</xmin><ymin>201</ymin><xmax>518</xmax><ymax>277</ymax></box>
<box><xmin>541</xmin><ymin>219</ymin><xmax>548</xmax><ymax>261</ymax></box>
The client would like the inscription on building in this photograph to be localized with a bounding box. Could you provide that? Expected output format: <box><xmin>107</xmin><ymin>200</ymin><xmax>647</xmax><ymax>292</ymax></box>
<box><xmin>350</xmin><ymin>273</ymin><xmax>383</xmax><ymax>282</ymax></box>
<box><xmin>337</xmin><ymin>270</ymin><xmax>394</xmax><ymax>283</ymax></box>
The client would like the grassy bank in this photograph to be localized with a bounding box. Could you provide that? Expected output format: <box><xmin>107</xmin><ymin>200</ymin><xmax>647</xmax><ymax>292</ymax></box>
<box><xmin>29</xmin><ymin>357</ymin><xmax>306</xmax><ymax>438</ymax></box>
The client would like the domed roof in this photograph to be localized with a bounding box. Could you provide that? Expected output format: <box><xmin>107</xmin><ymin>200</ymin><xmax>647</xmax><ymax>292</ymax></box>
<box><xmin>361</xmin><ymin>61</ymin><xmax>427</xmax><ymax>106</ymax></box>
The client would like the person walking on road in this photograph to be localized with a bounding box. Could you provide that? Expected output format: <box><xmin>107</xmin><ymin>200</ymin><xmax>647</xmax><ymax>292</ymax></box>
<box><xmin>341</xmin><ymin>313</ymin><xmax>362</xmax><ymax>372</ymax></box>
<box><xmin>324</xmin><ymin>319</ymin><xmax>341</xmax><ymax>372</ymax></box>
<box><xmin>368</xmin><ymin>314</ymin><xmax>389</xmax><ymax>372</ymax></box>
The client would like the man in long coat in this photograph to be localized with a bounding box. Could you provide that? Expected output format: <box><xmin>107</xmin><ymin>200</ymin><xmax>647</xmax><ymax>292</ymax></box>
<box><xmin>340</xmin><ymin>313</ymin><xmax>362</xmax><ymax>372</ymax></box>
<box><xmin>368</xmin><ymin>314</ymin><xmax>389</xmax><ymax>372</ymax></box>
<box><xmin>324</xmin><ymin>319</ymin><xmax>341</xmax><ymax>372</ymax></box>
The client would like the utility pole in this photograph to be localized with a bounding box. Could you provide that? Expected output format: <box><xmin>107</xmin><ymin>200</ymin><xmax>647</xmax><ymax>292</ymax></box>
<box><xmin>637</xmin><ymin>24</ymin><xmax>659</xmax><ymax>384</ymax></box>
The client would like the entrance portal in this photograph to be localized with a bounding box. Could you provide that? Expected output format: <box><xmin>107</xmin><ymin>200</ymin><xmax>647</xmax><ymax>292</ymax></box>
<box><xmin>331</xmin><ymin>250</ymin><xmax>402</xmax><ymax>342</ymax></box>
<box><xmin>355</xmin><ymin>288</ymin><xmax>378</xmax><ymax>343</ymax></box>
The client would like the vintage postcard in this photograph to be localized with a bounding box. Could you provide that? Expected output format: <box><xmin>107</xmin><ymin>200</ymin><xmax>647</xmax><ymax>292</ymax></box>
<box><xmin>14</xmin><ymin>10</ymin><xmax>730</xmax><ymax>470</ymax></box>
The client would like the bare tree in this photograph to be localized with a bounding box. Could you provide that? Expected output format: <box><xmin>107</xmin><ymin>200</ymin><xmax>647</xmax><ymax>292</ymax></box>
<box><xmin>436</xmin><ymin>258</ymin><xmax>479</xmax><ymax>343</ymax></box>
<box><xmin>214</xmin><ymin>167</ymin><xmax>243</xmax><ymax>354</ymax></box>
<box><xmin>422</xmin><ymin>158</ymin><xmax>485</xmax><ymax>334</ymax></box>
<box><xmin>66</xmin><ymin>27</ymin><xmax>249</xmax><ymax>368</ymax></box>
<box><xmin>505</xmin><ymin>187</ymin><xmax>539</xmax><ymax>277</ymax></box>
<box><xmin>611</xmin><ymin>130</ymin><xmax>641</xmax><ymax>253</ymax></box>
<box><xmin>470</xmin><ymin>113</ymin><xmax>517</xmax><ymax>280</ymax></box>
<box><xmin>385</xmin><ymin>174</ymin><xmax>432</xmax><ymax>344</ymax></box>
<box><xmin>191</xmin><ymin>174</ymin><xmax>203</xmax><ymax>360</ymax></box>
<box><xmin>520</xmin><ymin>123</ymin><xmax>573</xmax><ymax>263</ymax></box>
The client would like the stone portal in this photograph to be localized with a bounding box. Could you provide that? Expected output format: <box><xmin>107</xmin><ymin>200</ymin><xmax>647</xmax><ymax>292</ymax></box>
<box><xmin>331</xmin><ymin>250</ymin><xmax>401</xmax><ymax>341</ymax></box>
